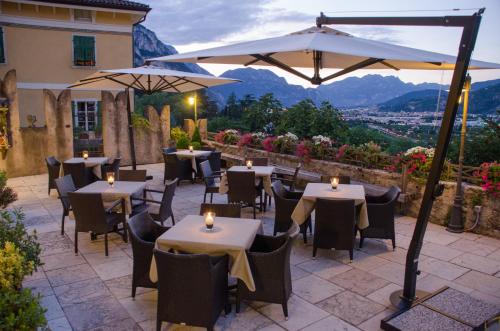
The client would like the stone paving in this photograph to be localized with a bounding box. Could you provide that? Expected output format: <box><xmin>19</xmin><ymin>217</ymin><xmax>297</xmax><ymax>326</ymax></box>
<box><xmin>10</xmin><ymin>163</ymin><xmax>500</xmax><ymax>331</ymax></box>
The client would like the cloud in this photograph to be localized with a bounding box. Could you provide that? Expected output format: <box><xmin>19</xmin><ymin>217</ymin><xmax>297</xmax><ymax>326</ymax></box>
<box><xmin>141</xmin><ymin>0</ymin><xmax>314</xmax><ymax>46</ymax></box>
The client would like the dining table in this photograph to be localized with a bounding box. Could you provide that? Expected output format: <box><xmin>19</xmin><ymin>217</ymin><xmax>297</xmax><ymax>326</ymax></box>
<box><xmin>170</xmin><ymin>150</ymin><xmax>212</xmax><ymax>173</ymax></box>
<box><xmin>63</xmin><ymin>157</ymin><xmax>109</xmax><ymax>179</ymax></box>
<box><xmin>149</xmin><ymin>214</ymin><xmax>263</xmax><ymax>292</ymax></box>
<box><xmin>219</xmin><ymin>165</ymin><xmax>275</xmax><ymax>196</ymax></box>
<box><xmin>74</xmin><ymin>180</ymin><xmax>146</xmax><ymax>215</ymax></box>
<box><xmin>291</xmin><ymin>183</ymin><xmax>369</xmax><ymax>229</ymax></box>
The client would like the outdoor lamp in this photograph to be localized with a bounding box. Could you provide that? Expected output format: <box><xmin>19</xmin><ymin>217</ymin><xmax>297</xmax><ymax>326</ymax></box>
<box><xmin>331</xmin><ymin>177</ymin><xmax>339</xmax><ymax>190</ymax></box>
<box><xmin>82</xmin><ymin>150</ymin><xmax>89</xmax><ymax>159</ymax></box>
<box><xmin>106</xmin><ymin>172</ymin><xmax>115</xmax><ymax>187</ymax></box>
<box><xmin>188</xmin><ymin>96</ymin><xmax>195</xmax><ymax>105</ymax></box>
<box><xmin>187</xmin><ymin>93</ymin><xmax>198</xmax><ymax>123</ymax></box>
<box><xmin>188</xmin><ymin>145</ymin><xmax>193</xmax><ymax>152</ymax></box>
<box><xmin>246</xmin><ymin>160</ymin><xmax>253</xmax><ymax>169</ymax></box>
<box><xmin>204</xmin><ymin>211</ymin><xmax>215</xmax><ymax>231</ymax></box>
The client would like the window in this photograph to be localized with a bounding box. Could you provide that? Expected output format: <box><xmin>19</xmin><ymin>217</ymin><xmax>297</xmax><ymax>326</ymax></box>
<box><xmin>74</xmin><ymin>9</ymin><xmax>93</xmax><ymax>22</ymax></box>
<box><xmin>0</xmin><ymin>27</ymin><xmax>5</xmax><ymax>64</ymax></box>
<box><xmin>73</xmin><ymin>35</ymin><xmax>95</xmax><ymax>66</ymax></box>
<box><xmin>73</xmin><ymin>100</ymin><xmax>98</xmax><ymax>131</ymax></box>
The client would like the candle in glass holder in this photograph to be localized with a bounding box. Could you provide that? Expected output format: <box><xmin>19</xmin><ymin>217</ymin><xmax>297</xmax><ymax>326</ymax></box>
<box><xmin>331</xmin><ymin>177</ymin><xmax>339</xmax><ymax>190</ymax></box>
<box><xmin>82</xmin><ymin>150</ymin><xmax>89</xmax><ymax>159</ymax></box>
<box><xmin>107</xmin><ymin>172</ymin><xmax>115</xmax><ymax>187</ymax></box>
<box><xmin>188</xmin><ymin>145</ymin><xmax>193</xmax><ymax>152</ymax></box>
<box><xmin>246</xmin><ymin>160</ymin><xmax>253</xmax><ymax>169</ymax></box>
<box><xmin>204</xmin><ymin>212</ymin><xmax>215</xmax><ymax>231</ymax></box>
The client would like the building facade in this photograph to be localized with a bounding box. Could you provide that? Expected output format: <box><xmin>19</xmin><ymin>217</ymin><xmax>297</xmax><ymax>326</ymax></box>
<box><xmin>0</xmin><ymin>0</ymin><xmax>149</xmax><ymax>131</ymax></box>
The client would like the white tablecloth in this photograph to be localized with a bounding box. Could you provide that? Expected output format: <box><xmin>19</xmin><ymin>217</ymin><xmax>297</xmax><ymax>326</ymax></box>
<box><xmin>220</xmin><ymin>166</ymin><xmax>274</xmax><ymax>196</ymax></box>
<box><xmin>75</xmin><ymin>180</ymin><xmax>145</xmax><ymax>215</ymax></box>
<box><xmin>150</xmin><ymin>215</ymin><xmax>262</xmax><ymax>291</ymax></box>
<box><xmin>291</xmin><ymin>183</ymin><xmax>369</xmax><ymax>229</ymax></box>
<box><xmin>172</xmin><ymin>150</ymin><xmax>212</xmax><ymax>172</ymax></box>
<box><xmin>63</xmin><ymin>157</ymin><xmax>109</xmax><ymax>179</ymax></box>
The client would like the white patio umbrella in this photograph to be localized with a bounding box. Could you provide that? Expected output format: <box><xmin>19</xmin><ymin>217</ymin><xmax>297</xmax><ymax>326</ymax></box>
<box><xmin>69</xmin><ymin>65</ymin><xmax>240</xmax><ymax>169</ymax></box>
<box><xmin>149</xmin><ymin>26</ymin><xmax>500</xmax><ymax>85</ymax></box>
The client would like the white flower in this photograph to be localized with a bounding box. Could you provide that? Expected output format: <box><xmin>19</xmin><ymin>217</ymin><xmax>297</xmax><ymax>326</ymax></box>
<box><xmin>312</xmin><ymin>135</ymin><xmax>332</xmax><ymax>146</ymax></box>
<box><xmin>225</xmin><ymin>129</ymin><xmax>239</xmax><ymax>135</ymax></box>
<box><xmin>252</xmin><ymin>132</ymin><xmax>267</xmax><ymax>140</ymax></box>
<box><xmin>284</xmin><ymin>132</ymin><xmax>298</xmax><ymax>141</ymax></box>
<box><xmin>405</xmin><ymin>146</ymin><xmax>434</xmax><ymax>158</ymax></box>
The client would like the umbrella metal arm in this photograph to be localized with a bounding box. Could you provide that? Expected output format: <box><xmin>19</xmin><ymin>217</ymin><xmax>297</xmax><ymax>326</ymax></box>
<box><xmin>315</xmin><ymin>9</ymin><xmax>484</xmax><ymax>307</ymax></box>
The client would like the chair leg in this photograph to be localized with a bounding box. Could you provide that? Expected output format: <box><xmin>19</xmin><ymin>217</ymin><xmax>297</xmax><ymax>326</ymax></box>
<box><xmin>156</xmin><ymin>317</ymin><xmax>162</xmax><ymax>331</ymax></box>
<box><xmin>282</xmin><ymin>302</ymin><xmax>288</xmax><ymax>319</ymax></box>
<box><xmin>259</xmin><ymin>194</ymin><xmax>263</xmax><ymax>212</ymax></box>
<box><xmin>122</xmin><ymin>221</ymin><xmax>128</xmax><ymax>243</ymax></box>
<box><xmin>302</xmin><ymin>226</ymin><xmax>307</xmax><ymax>244</ymax></box>
<box><xmin>392</xmin><ymin>237</ymin><xmax>396</xmax><ymax>251</ymax></box>
<box><xmin>359</xmin><ymin>236</ymin><xmax>364</xmax><ymax>248</ymax></box>
<box><xmin>74</xmin><ymin>231</ymin><xmax>78</xmax><ymax>255</ymax></box>
<box><xmin>349</xmin><ymin>249</ymin><xmax>354</xmax><ymax>262</ymax></box>
<box><xmin>131</xmin><ymin>279</ymin><xmax>136</xmax><ymax>298</ymax></box>
<box><xmin>104</xmin><ymin>233</ymin><xmax>109</xmax><ymax>256</ymax></box>
<box><xmin>203</xmin><ymin>192</ymin><xmax>207</xmax><ymax>203</ymax></box>
<box><xmin>253</xmin><ymin>204</ymin><xmax>256</xmax><ymax>219</ymax></box>
<box><xmin>210</xmin><ymin>193</ymin><xmax>213</xmax><ymax>203</ymax></box>
<box><xmin>171</xmin><ymin>214</ymin><xmax>175</xmax><ymax>226</ymax></box>
<box><xmin>236</xmin><ymin>295</ymin><xmax>241</xmax><ymax>314</ymax></box>
<box><xmin>60</xmin><ymin>212</ymin><xmax>65</xmax><ymax>235</ymax></box>
<box><xmin>313</xmin><ymin>246</ymin><xmax>317</xmax><ymax>257</ymax></box>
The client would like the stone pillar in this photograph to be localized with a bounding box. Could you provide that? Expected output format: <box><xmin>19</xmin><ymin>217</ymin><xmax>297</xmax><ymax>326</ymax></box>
<box><xmin>115</xmin><ymin>91</ymin><xmax>131</xmax><ymax>165</ymax></box>
<box><xmin>102</xmin><ymin>91</ymin><xmax>118</xmax><ymax>160</ymax></box>
<box><xmin>198</xmin><ymin>118</ymin><xmax>207</xmax><ymax>140</ymax></box>
<box><xmin>160</xmin><ymin>105</ymin><xmax>170</xmax><ymax>147</ymax></box>
<box><xmin>44</xmin><ymin>89</ymin><xmax>72</xmax><ymax>161</ymax></box>
<box><xmin>44</xmin><ymin>90</ymin><xmax>58</xmax><ymax>157</ymax></box>
<box><xmin>183</xmin><ymin>119</ymin><xmax>195</xmax><ymax>138</ymax></box>
<box><xmin>144</xmin><ymin>105</ymin><xmax>162</xmax><ymax>163</ymax></box>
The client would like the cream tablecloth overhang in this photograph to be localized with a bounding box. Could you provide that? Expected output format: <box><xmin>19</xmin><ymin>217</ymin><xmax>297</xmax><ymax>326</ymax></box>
<box><xmin>75</xmin><ymin>180</ymin><xmax>146</xmax><ymax>215</ymax></box>
<box><xmin>150</xmin><ymin>215</ymin><xmax>262</xmax><ymax>292</ymax></box>
<box><xmin>291</xmin><ymin>183</ymin><xmax>369</xmax><ymax>229</ymax></box>
<box><xmin>172</xmin><ymin>150</ymin><xmax>212</xmax><ymax>172</ymax></box>
<box><xmin>219</xmin><ymin>166</ymin><xmax>275</xmax><ymax>196</ymax></box>
<box><xmin>63</xmin><ymin>157</ymin><xmax>109</xmax><ymax>179</ymax></box>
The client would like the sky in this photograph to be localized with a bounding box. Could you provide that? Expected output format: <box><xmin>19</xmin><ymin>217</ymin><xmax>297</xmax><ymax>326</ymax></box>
<box><xmin>141</xmin><ymin>0</ymin><xmax>500</xmax><ymax>88</ymax></box>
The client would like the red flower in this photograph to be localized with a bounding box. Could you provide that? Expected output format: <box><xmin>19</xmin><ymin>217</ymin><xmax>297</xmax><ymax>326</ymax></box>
<box><xmin>336</xmin><ymin>144</ymin><xmax>349</xmax><ymax>160</ymax></box>
<box><xmin>295</xmin><ymin>141</ymin><xmax>311</xmax><ymax>163</ymax></box>
<box><xmin>262</xmin><ymin>136</ymin><xmax>276</xmax><ymax>152</ymax></box>
<box><xmin>237</xmin><ymin>133</ymin><xmax>253</xmax><ymax>148</ymax></box>
<box><xmin>214</xmin><ymin>131</ymin><xmax>225</xmax><ymax>144</ymax></box>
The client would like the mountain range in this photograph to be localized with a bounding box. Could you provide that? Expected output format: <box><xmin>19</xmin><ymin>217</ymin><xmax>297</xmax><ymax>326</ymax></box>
<box><xmin>134</xmin><ymin>24</ymin><xmax>500</xmax><ymax>114</ymax></box>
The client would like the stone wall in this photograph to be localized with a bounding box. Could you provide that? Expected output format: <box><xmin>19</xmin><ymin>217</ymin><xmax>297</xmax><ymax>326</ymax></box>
<box><xmin>183</xmin><ymin>119</ymin><xmax>208</xmax><ymax>139</ymax></box>
<box><xmin>101</xmin><ymin>91</ymin><xmax>171</xmax><ymax>166</ymax></box>
<box><xmin>0</xmin><ymin>70</ymin><xmax>73</xmax><ymax>177</ymax></box>
<box><xmin>208</xmin><ymin>141</ymin><xmax>500</xmax><ymax>239</ymax></box>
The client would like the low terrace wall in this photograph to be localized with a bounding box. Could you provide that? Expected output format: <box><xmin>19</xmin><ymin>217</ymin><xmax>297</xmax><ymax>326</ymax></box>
<box><xmin>208</xmin><ymin>141</ymin><xmax>500</xmax><ymax>239</ymax></box>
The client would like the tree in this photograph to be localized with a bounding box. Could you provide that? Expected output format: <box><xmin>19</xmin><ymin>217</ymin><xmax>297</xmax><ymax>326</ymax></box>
<box><xmin>224</xmin><ymin>92</ymin><xmax>240</xmax><ymax>119</ymax></box>
<box><xmin>242</xmin><ymin>93</ymin><xmax>282</xmax><ymax>132</ymax></box>
<box><xmin>311</xmin><ymin>101</ymin><xmax>348</xmax><ymax>140</ymax></box>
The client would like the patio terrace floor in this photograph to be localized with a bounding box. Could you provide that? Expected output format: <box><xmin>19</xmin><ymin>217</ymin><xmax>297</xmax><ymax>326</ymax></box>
<box><xmin>10</xmin><ymin>163</ymin><xmax>500</xmax><ymax>331</ymax></box>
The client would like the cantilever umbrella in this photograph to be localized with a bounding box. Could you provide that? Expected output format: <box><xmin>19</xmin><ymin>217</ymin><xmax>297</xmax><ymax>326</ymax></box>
<box><xmin>149</xmin><ymin>26</ymin><xmax>500</xmax><ymax>85</ymax></box>
<box><xmin>69</xmin><ymin>65</ymin><xmax>239</xmax><ymax>169</ymax></box>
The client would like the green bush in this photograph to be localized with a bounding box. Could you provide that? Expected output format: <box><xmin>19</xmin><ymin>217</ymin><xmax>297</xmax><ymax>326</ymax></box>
<box><xmin>191</xmin><ymin>126</ymin><xmax>202</xmax><ymax>144</ymax></box>
<box><xmin>0</xmin><ymin>288</ymin><xmax>47</xmax><ymax>330</ymax></box>
<box><xmin>171</xmin><ymin>127</ymin><xmax>189</xmax><ymax>142</ymax></box>
<box><xmin>0</xmin><ymin>171</ymin><xmax>17</xmax><ymax>208</ymax></box>
<box><xmin>131</xmin><ymin>112</ymin><xmax>152</xmax><ymax>131</ymax></box>
<box><xmin>176</xmin><ymin>135</ymin><xmax>190</xmax><ymax>149</ymax></box>
<box><xmin>0</xmin><ymin>210</ymin><xmax>42</xmax><ymax>272</ymax></box>
<box><xmin>191</xmin><ymin>142</ymin><xmax>201</xmax><ymax>150</ymax></box>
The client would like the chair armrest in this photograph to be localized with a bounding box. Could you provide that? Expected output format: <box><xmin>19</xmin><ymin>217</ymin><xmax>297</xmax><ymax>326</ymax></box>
<box><xmin>131</xmin><ymin>197</ymin><xmax>161</xmax><ymax>205</ymax></box>
<box><xmin>286</xmin><ymin>190</ymin><xmax>303</xmax><ymax>200</ymax></box>
<box><xmin>144</xmin><ymin>188</ymin><xmax>164</xmax><ymax>194</ymax></box>
<box><xmin>105</xmin><ymin>198</ymin><xmax>125</xmax><ymax>213</ymax></box>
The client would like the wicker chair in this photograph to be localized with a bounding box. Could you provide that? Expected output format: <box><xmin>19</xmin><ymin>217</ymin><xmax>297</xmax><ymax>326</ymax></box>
<box><xmin>54</xmin><ymin>175</ymin><xmax>76</xmax><ymax>235</ymax></box>
<box><xmin>227</xmin><ymin>170</ymin><xmax>261</xmax><ymax>219</ymax></box>
<box><xmin>63</xmin><ymin>162</ymin><xmax>92</xmax><ymax>189</ymax></box>
<box><xmin>199</xmin><ymin>160</ymin><xmax>223</xmax><ymax>203</ymax></box>
<box><xmin>245</xmin><ymin>157</ymin><xmax>269</xmax><ymax>166</ymax></box>
<box><xmin>162</xmin><ymin>147</ymin><xmax>177</xmax><ymax>154</ymax></box>
<box><xmin>163</xmin><ymin>153</ymin><xmax>193</xmax><ymax>184</ymax></box>
<box><xmin>199</xmin><ymin>203</ymin><xmax>241</xmax><ymax>218</ymax></box>
<box><xmin>46</xmin><ymin>156</ymin><xmax>61</xmax><ymax>195</ymax></box>
<box><xmin>118</xmin><ymin>169</ymin><xmax>147</xmax><ymax>182</ymax></box>
<box><xmin>320</xmin><ymin>175</ymin><xmax>351</xmax><ymax>184</ymax></box>
<box><xmin>208</xmin><ymin>151</ymin><xmax>222</xmax><ymax>172</ymax></box>
<box><xmin>360</xmin><ymin>186</ymin><xmax>401</xmax><ymax>250</ymax></box>
<box><xmin>236</xmin><ymin>234</ymin><xmax>293</xmax><ymax>319</ymax></box>
<box><xmin>68</xmin><ymin>192</ymin><xmax>128</xmax><ymax>256</ymax></box>
<box><xmin>127</xmin><ymin>211</ymin><xmax>170</xmax><ymax>297</ymax></box>
<box><xmin>201</xmin><ymin>146</ymin><xmax>216</xmax><ymax>152</ymax></box>
<box><xmin>101</xmin><ymin>158</ymin><xmax>121</xmax><ymax>179</ymax></box>
<box><xmin>153</xmin><ymin>250</ymin><xmax>229</xmax><ymax>331</ymax></box>
<box><xmin>272</xmin><ymin>181</ymin><xmax>311</xmax><ymax>243</ymax></box>
<box><xmin>313</xmin><ymin>198</ymin><xmax>356</xmax><ymax>260</ymax></box>
<box><xmin>272</xmin><ymin>163</ymin><xmax>302</xmax><ymax>192</ymax></box>
<box><xmin>132</xmin><ymin>179</ymin><xmax>177</xmax><ymax>225</ymax></box>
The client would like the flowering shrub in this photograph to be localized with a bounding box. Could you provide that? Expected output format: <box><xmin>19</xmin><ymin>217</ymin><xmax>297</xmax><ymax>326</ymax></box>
<box><xmin>237</xmin><ymin>133</ymin><xmax>253</xmax><ymax>148</ymax></box>
<box><xmin>335</xmin><ymin>144</ymin><xmax>349</xmax><ymax>161</ymax></box>
<box><xmin>251</xmin><ymin>132</ymin><xmax>267</xmax><ymax>145</ymax></box>
<box><xmin>274</xmin><ymin>132</ymin><xmax>298</xmax><ymax>154</ymax></box>
<box><xmin>404</xmin><ymin>146</ymin><xmax>435</xmax><ymax>158</ymax></box>
<box><xmin>295</xmin><ymin>140</ymin><xmax>311</xmax><ymax>163</ymax></box>
<box><xmin>311</xmin><ymin>135</ymin><xmax>333</xmax><ymax>159</ymax></box>
<box><xmin>0</xmin><ymin>242</ymin><xmax>33</xmax><ymax>290</ymax></box>
<box><xmin>262</xmin><ymin>136</ymin><xmax>276</xmax><ymax>152</ymax></box>
<box><xmin>475</xmin><ymin>162</ymin><xmax>500</xmax><ymax>197</ymax></box>
<box><xmin>386</xmin><ymin>146</ymin><xmax>435</xmax><ymax>177</ymax></box>
<box><xmin>214</xmin><ymin>129</ymin><xmax>240</xmax><ymax>145</ymax></box>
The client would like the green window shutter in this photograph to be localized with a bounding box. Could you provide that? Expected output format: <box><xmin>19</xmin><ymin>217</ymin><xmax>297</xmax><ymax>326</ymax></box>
<box><xmin>0</xmin><ymin>27</ymin><xmax>5</xmax><ymax>63</ymax></box>
<box><xmin>73</xmin><ymin>35</ymin><xmax>95</xmax><ymax>66</ymax></box>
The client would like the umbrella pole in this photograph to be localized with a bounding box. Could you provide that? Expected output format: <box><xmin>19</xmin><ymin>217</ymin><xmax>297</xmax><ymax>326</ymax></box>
<box><xmin>126</xmin><ymin>88</ymin><xmax>137</xmax><ymax>170</ymax></box>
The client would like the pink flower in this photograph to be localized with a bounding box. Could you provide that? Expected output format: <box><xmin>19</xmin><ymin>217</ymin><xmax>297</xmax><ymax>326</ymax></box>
<box><xmin>237</xmin><ymin>133</ymin><xmax>253</xmax><ymax>148</ymax></box>
<box><xmin>336</xmin><ymin>144</ymin><xmax>348</xmax><ymax>160</ymax></box>
<box><xmin>214</xmin><ymin>131</ymin><xmax>225</xmax><ymax>144</ymax></box>
<box><xmin>262</xmin><ymin>136</ymin><xmax>276</xmax><ymax>152</ymax></box>
<box><xmin>295</xmin><ymin>141</ymin><xmax>311</xmax><ymax>163</ymax></box>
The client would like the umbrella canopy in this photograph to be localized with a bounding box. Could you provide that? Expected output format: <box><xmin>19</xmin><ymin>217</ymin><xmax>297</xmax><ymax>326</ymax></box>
<box><xmin>68</xmin><ymin>65</ymin><xmax>240</xmax><ymax>93</ymax></box>
<box><xmin>69</xmin><ymin>66</ymin><xmax>239</xmax><ymax>170</ymax></box>
<box><xmin>150</xmin><ymin>26</ymin><xmax>500</xmax><ymax>85</ymax></box>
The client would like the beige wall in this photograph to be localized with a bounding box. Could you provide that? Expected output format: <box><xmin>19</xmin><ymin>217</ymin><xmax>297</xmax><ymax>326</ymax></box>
<box><xmin>0</xmin><ymin>25</ymin><xmax>133</xmax><ymax>83</ymax></box>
